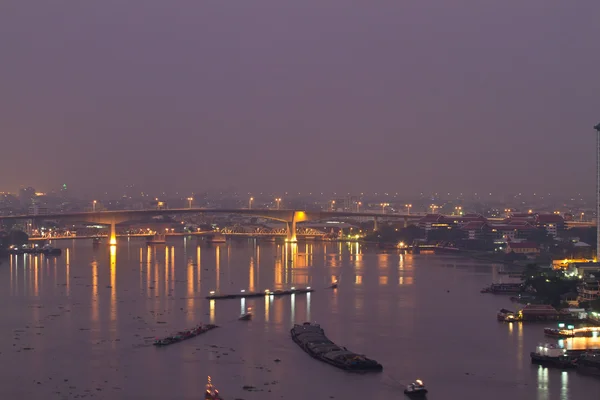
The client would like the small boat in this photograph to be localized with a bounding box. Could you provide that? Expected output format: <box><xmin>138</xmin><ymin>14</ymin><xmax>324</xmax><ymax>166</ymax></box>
<box><xmin>205</xmin><ymin>376</ymin><xmax>223</xmax><ymax>400</ymax></box>
<box><xmin>239</xmin><ymin>308</ymin><xmax>253</xmax><ymax>320</ymax></box>
<box><xmin>530</xmin><ymin>343</ymin><xmax>576</xmax><ymax>368</ymax></box>
<box><xmin>239</xmin><ymin>312</ymin><xmax>252</xmax><ymax>320</ymax></box>
<box><xmin>404</xmin><ymin>379</ymin><xmax>428</xmax><ymax>397</ymax></box>
<box><xmin>497</xmin><ymin>308</ymin><xmax>516</xmax><ymax>321</ymax></box>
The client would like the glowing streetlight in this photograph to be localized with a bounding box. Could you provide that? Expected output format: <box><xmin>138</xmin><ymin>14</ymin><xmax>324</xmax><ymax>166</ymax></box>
<box><xmin>405</xmin><ymin>204</ymin><xmax>412</xmax><ymax>215</ymax></box>
<box><xmin>187</xmin><ymin>197</ymin><xmax>193</xmax><ymax>208</ymax></box>
<box><xmin>92</xmin><ymin>200</ymin><xmax>97</xmax><ymax>212</ymax></box>
<box><xmin>357</xmin><ymin>201</ymin><xmax>362</xmax><ymax>212</ymax></box>
<box><xmin>331</xmin><ymin>200</ymin><xmax>336</xmax><ymax>211</ymax></box>
<box><xmin>275</xmin><ymin>198</ymin><xmax>282</xmax><ymax>210</ymax></box>
<box><xmin>249</xmin><ymin>197</ymin><xmax>254</xmax><ymax>209</ymax></box>
<box><xmin>581</xmin><ymin>212</ymin><xmax>585</xmax><ymax>222</ymax></box>
<box><xmin>454</xmin><ymin>206</ymin><xmax>462</xmax><ymax>215</ymax></box>
<box><xmin>381</xmin><ymin>203</ymin><xmax>389</xmax><ymax>213</ymax></box>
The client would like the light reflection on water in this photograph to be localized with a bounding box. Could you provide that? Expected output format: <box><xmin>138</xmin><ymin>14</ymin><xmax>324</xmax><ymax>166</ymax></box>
<box><xmin>2</xmin><ymin>240</ymin><xmax>600</xmax><ymax>399</ymax></box>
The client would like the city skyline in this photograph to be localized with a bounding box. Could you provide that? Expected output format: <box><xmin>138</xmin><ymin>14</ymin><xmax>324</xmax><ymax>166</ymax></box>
<box><xmin>1</xmin><ymin>2</ymin><xmax>600</xmax><ymax>195</ymax></box>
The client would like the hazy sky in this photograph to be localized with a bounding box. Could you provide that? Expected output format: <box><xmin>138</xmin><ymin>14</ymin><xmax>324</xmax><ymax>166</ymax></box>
<box><xmin>1</xmin><ymin>1</ymin><xmax>599</xmax><ymax>196</ymax></box>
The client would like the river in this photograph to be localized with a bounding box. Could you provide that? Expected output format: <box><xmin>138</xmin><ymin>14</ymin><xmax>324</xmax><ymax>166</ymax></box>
<box><xmin>1</xmin><ymin>238</ymin><xmax>599</xmax><ymax>399</ymax></box>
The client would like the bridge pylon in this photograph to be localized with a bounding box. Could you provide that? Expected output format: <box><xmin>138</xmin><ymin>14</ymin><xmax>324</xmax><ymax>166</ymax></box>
<box><xmin>109</xmin><ymin>222</ymin><xmax>117</xmax><ymax>246</ymax></box>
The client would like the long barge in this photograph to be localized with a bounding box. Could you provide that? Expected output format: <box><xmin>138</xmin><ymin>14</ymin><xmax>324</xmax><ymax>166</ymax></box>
<box><xmin>290</xmin><ymin>322</ymin><xmax>383</xmax><ymax>372</ymax></box>
<box><xmin>481</xmin><ymin>283</ymin><xmax>522</xmax><ymax>294</ymax></box>
<box><xmin>8</xmin><ymin>245</ymin><xmax>61</xmax><ymax>256</ymax></box>
<box><xmin>206</xmin><ymin>286</ymin><xmax>313</xmax><ymax>300</ymax></box>
<box><xmin>153</xmin><ymin>323</ymin><xmax>217</xmax><ymax>346</ymax></box>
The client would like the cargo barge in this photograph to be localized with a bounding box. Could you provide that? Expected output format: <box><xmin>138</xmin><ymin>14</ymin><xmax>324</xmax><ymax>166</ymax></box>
<box><xmin>206</xmin><ymin>287</ymin><xmax>313</xmax><ymax>300</ymax></box>
<box><xmin>290</xmin><ymin>322</ymin><xmax>382</xmax><ymax>372</ymax></box>
<box><xmin>153</xmin><ymin>323</ymin><xmax>217</xmax><ymax>346</ymax></box>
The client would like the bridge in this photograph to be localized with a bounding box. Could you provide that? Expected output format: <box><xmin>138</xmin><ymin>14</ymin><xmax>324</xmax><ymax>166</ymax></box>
<box><xmin>0</xmin><ymin>208</ymin><xmax>420</xmax><ymax>244</ymax></box>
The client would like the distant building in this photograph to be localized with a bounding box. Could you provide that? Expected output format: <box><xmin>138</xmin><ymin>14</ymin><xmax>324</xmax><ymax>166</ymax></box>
<box><xmin>535</xmin><ymin>214</ymin><xmax>564</xmax><ymax>237</ymax></box>
<box><xmin>460</xmin><ymin>221</ymin><xmax>490</xmax><ymax>240</ymax></box>
<box><xmin>504</xmin><ymin>213</ymin><xmax>564</xmax><ymax>237</ymax></box>
<box><xmin>19</xmin><ymin>187</ymin><xmax>36</xmax><ymax>205</ymax></box>
<box><xmin>566</xmin><ymin>262</ymin><xmax>600</xmax><ymax>277</ymax></box>
<box><xmin>504</xmin><ymin>241</ymin><xmax>540</xmax><ymax>254</ymax></box>
<box><xmin>490</xmin><ymin>222</ymin><xmax>537</xmax><ymax>241</ymax></box>
<box><xmin>577</xmin><ymin>280</ymin><xmax>600</xmax><ymax>303</ymax></box>
<box><xmin>27</xmin><ymin>204</ymin><xmax>49</xmax><ymax>215</ymax></box>
<box><xmin>417</xmin><ymin>214</ymin><xmax>447</xmax><ymax>231</ymax></box>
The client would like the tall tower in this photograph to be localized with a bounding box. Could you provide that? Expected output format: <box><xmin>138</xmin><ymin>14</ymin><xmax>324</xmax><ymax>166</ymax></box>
<box><xmin>595</xmin><ymin>122</ymin><xmax>600</xmax><ymax>261</ymax></box>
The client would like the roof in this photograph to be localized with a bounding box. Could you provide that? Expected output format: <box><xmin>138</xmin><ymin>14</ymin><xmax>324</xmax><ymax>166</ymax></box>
<box><xmin>536</xmin><ymin>214</ymin><xmax>564</xmax><ymax>224</ymax></box>
<box><xmin>490</xmin><ymin>223</ymin><xmax>537</xmax><ymax>231</ymax></box>
<box><xmin>418</xmin><ymin>214</ymin><xmax>444</xmax><ymax>223</ymax></box>
<box><xmin>521</xmin><ymin>304</ymin><xmax>559</xmax><ymax>315</ymax></box>
<box><xmin>460</xmin><ymin>221</ymin><xmax>489</xmax><ymax>230</ymax></box>
<box><xmin>507</xmin><ymin>241</ymin><xmax>539</xmax><ymax>249</ymax></box>
<box><xmin>510</xmin><ymin>213</ymin><xmax>535</xmax><ymax>218</ymax></box>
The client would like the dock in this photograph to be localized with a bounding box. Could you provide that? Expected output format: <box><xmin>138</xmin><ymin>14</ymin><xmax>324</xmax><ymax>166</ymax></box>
<box><xmin>206</xmin><ymin>287</ymin><xmax>313</xmax><ymax>300</ymax></box>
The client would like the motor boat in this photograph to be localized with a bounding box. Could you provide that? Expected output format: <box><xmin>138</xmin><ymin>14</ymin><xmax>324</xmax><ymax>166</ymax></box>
<box><xmin>239</xmin><ymin>308</ymin><xmax>253</xmax><ymax>321</ymax></box>
<box><xmin>404</xmin><ymin>379</ymin><xmax>427</xmax><ymax>397</ymax></box>
<box><xmin>205</xmin><ymin>376</ymin><xmax>222</xmax><ymax>400</ymax></box>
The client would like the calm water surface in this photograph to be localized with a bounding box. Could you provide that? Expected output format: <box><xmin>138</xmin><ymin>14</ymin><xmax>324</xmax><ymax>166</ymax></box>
<box><xmin>1</xmin><ymin>239</ymin><xmax>599</xmax><ymax>399</ymax></box>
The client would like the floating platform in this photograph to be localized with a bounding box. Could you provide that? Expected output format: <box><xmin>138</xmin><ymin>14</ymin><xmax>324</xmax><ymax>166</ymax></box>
<box><xmin>290</xmin><ymin>322</ymin><xmax>383</xmax><ymax>372</ymax></box>
<box><xmin>206</xmin><ymin>287</ymin><xmax>313</xmax><ymax>300</ymax></box>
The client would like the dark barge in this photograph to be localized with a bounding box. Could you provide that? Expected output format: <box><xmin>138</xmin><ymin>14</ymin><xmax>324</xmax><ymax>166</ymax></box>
<box><xmin>290</xmin><ymin>322</ymin><xmax>383</xmax><ymax>372</ymax></box>
<box><xmin>154</xmin><ymin>323</ymin><xmax>217</xmax><ymax>346</ymax></box>
<box><xmin>206</xmin><ymin>287</ymin><xmax>313</xmax><ymax>300</ymax></box>
<box><xmin>8</xmin><ymin>245</ymin><xmax>62</xmax><ymax>256</ymax></box>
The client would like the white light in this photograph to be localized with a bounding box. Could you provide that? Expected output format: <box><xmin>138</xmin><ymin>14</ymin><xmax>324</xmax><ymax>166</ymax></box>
<box><xmin>291</xmin><ymin>287</ymin><xmax>296</xmax><ymax>290</ymax></box>
<box><xmin>209</xmin><ymin>291</ymin><xmax>215</xmax><ymax>295</ymax></box>
<box><xmin>307</xmin><ymin>287</ymin><xmax>311</xmax><ymax>289</ymax></box>
<box><xmin>241</xmin><ymin>290</ymin><xmax>245</xmax><ymax>293</ymax></box>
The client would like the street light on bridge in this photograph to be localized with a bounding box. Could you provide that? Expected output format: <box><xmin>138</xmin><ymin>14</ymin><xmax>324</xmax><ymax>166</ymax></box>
<box><xmin>275</xmin><ymin>198</ymin><xmax>282</xmax><ymax>210</ymax></box>
<box><xmin>92</xmin><ymin>200</ymin><xmax>97</xmax><ymax>212</ymax></box>
<box><xmin>249</xmin><ymin>197</ymin><xmax>254</xmax><ymax>209</ymax></box>
<box><xmin>454</xmin><ymin>206</ymin><xmax>462</xmax><ymax>216</ymax></box>
<box><xmin>357</xmin><ymin>201</ymin><xmax>362</xmax><ymax>212</ymax></box>
<box><xmin>405</xmin><ymin>204</ymin><xmax>412</xmax><ymax>215</ymax></box>
<box><xmin>187</xmin><ymin>197</ymin><xmax>193</xmax><ymax>209</ymax></box>
<box><xmin>331</xmin><ymin>200</ymin><xmax>336</xmax><ymax>211</ymax></box>
<box><xmin>381</xmin><ymin>203</ymin><xmax>389</xmax><ymax>213</ymax></box>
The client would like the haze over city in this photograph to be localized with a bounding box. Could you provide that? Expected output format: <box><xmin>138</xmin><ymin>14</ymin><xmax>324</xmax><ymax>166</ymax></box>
<box><xmin>3</xmin><ymin>3</ymin><xmax>600</xmax><ymax>399</ymax></box>
<box><xmin>2</xmin><ymin>1</ymin><xmax>600</xmax><ymax>196</ymax></box>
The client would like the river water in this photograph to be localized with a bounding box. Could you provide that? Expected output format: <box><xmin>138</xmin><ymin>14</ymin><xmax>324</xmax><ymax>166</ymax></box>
<box><xmin>1</xmin><ymin>238</ymin><xmax>599</xmax><ymax>399</ymax></box>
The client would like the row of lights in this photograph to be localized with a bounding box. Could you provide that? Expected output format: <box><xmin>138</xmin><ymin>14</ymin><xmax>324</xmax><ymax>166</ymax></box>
<box><xmin>208</xmin><ymin>286</ymin><xmax>311</xmax><ymax>296</ymax></box>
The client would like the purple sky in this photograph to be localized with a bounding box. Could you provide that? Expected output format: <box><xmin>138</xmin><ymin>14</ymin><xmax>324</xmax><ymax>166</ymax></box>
<box><xmin>1</xmin><ymin>1</ymin><xmax>599</xmax><ymax>196</ymax></box>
